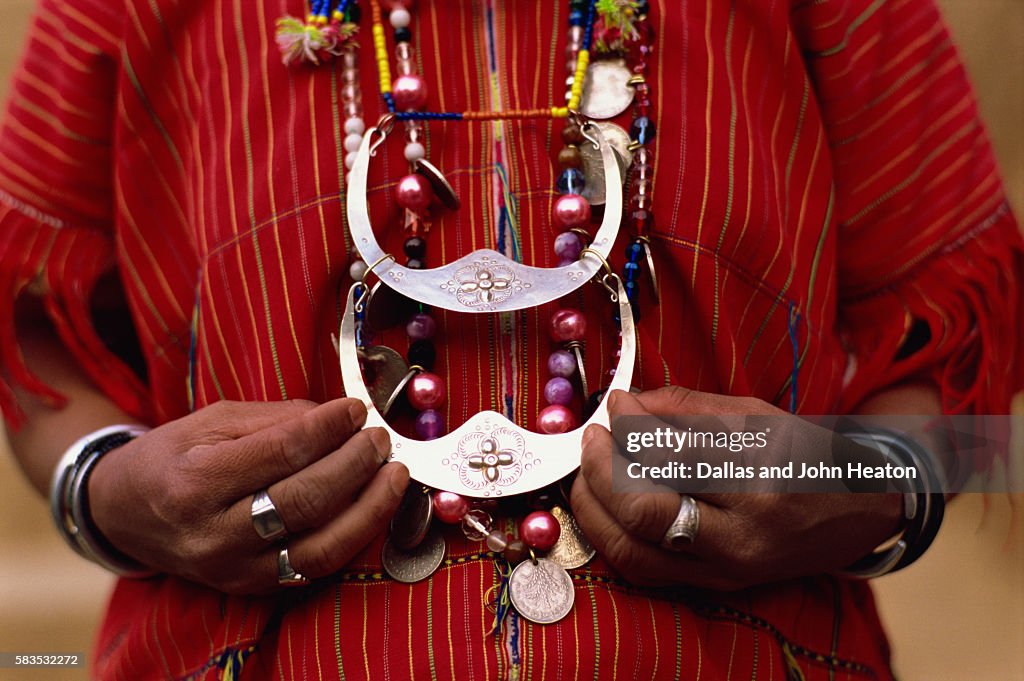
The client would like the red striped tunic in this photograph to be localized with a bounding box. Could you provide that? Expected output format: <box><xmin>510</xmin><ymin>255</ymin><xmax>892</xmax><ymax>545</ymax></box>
<box><xmin>1</xmin><ymin>0</ymin><xmax>1021</xmax><ymax>679</ymax></box>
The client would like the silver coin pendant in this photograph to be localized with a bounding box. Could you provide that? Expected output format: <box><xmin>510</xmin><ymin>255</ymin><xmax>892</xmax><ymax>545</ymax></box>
<box><xmin>508</xmin><ymin>557</ymin><xmax>575</xmax><ymax>624</ymax></box>
<box><xmin>382</xmin><ymin>527</ymin><xmax>446</xmax><ymax>583</ymax></box>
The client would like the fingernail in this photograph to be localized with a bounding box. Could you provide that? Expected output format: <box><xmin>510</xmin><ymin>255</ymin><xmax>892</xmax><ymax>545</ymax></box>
<box><xmin>368</xmin><ymin>427</ymin><xmax>391</xmax><ymax>462</ymax></box>
<box><xmin>582</xmin><ymin>424</ymin><xmax>597</xmax><ymax>448</ymax></box>
<box><xmin>346</xmin><ymin>400</ymin><xmax>368</xmax><ymax>427</ymax></box>
<box><xmin>389</xmin><ymin>463</ymin><xmax>410</xmax><ymax>498</ymax></box>
<box><xmin>608</xmin><ymin>389</ymin><xmax>625</xmax><ymax>411</ymax></box>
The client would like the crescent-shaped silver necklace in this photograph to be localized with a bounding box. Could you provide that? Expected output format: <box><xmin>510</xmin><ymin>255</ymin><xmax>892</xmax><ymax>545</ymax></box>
<box><xmin>346</xmin><ymin>118</ymin><xmax>624</xmax><ymax>312</ymax></box>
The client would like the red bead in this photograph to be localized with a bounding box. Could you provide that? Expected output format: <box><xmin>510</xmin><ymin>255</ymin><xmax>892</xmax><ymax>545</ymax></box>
<box><xmin>433</xmin><ymin>491</ymin><xmax>469</xmax><ymax>524</ymax></box>
<box><xmin>552</xmin><ymin>194</ymin><xmax>591</xmax><ymax>230</ymax></box>
<box><xmin>520</xmin><ymin>510</ymin><xmax>561</xmax><ymax>551</ymax></box>
<box><xmin>392</xmin><ymin>74</ymin><xmax>429</xmax><ymax>111</ymax></box>
<box><xmin>536</xmin><ymin>404</ymin><xmax>577</xmax><ymax>434</ymax></box>
<box><xmin>407</xmin><ymin>371</ymin><xmax>446</xmax><ymax>410</ymax></box>
<box><xmin>395</xmin><ymin>173</ymin><xmax>434</xmax><ymax>215</ymax></box>
<box><xmin>549</xmin><ymin>308</ymin><xmax>587</xmax><ymax>342</ymax></box>
<box><xmin>561</xmin><ymin>126</ymin><xmax>584</xmax><ymax>145</ymax></box>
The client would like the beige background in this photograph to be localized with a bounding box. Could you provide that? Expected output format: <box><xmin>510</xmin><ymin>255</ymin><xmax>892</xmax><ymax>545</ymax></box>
<box><xmin>1</xmin><ymin>1</ymin><xmax>1022</xmax><ymax>680</ymax></box>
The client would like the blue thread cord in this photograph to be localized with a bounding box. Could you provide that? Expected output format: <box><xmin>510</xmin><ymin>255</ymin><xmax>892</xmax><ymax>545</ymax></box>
<box><xmin>487</xmin><ymin>558</ymin><xmax>514</xmax><ymax>636</ymax></box>
<box><xmin>788</xmin><ymin>301</ymin><xmax>800</xmax><ymax>414</ymax></box>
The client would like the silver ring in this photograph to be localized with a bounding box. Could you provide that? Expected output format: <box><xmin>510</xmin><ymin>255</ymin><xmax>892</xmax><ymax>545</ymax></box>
<box><xmin>661</xmin><ymin>495</ymin><xmax>700</xmax><ymax>551</ymax></box>
<box><xmin>251</xmin><ymin>489</ymin><xmax>288</xmax><ymax>541</ymax></box>
<box><xmin>277</xmin><ymin>547</ymin><xmax>309</xmax><ymax>586</ymax></box>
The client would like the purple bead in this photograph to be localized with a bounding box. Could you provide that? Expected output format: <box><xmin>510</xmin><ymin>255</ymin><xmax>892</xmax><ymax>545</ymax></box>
<box><xmin>547</xmin><ymin>350</ymin><xmax>577</xmax><ymax>378</ymax></box>
<box><xmin>557</xmin><ymin>257</ymin><xmax>575</xmax><ymax>267</ymax></box>
<box><xmin>406</xmin><ymin>313</ymin><xmax>436</xmax><ymax>340</ymax></box>
<box><xmin>554</xmin><ymin>231</ymin><xmax>584</xmax><ymax>261</ymax></box>
<box><xmin>544</xmin><ymin>377</ymin><xmax>574</xmax><ymax>405</ymax></box>
<box><xmin>415</xmin><ymin>409</ymin><xmax>445</xmax><ymax>440</ymax></box>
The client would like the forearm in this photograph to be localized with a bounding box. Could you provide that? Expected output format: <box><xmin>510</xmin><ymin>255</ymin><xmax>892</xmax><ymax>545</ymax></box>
<box><xmin>853</xmin><ymin>381</ymin><xmax>956</xmax><ymax>491</ymax></box>
<box><xmin>7</xmin><ymin>299</ymin><xmax>135</xmax><ymax>497</ymax></box>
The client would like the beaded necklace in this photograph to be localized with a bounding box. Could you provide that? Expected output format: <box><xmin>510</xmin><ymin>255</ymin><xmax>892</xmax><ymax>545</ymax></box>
<box><xmin>278</xmin><ymin>0</ymin><xmax>658</xmax><ymax>629</ymax></box>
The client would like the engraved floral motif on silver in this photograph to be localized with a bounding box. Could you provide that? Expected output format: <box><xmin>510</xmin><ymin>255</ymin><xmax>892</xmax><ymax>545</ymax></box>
<box><xmin>440</xmin><ymin>256</ymin><xmax>527</xmax><ymax>309</ymax></box>
<box><xmin>456</xmin><ymin>427</ymin><xmax>527</xmax><ymax>491</ymax></box>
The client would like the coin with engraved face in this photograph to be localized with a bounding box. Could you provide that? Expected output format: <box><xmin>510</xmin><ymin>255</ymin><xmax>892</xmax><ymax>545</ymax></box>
<box><xmin>580</xmin><ymin>59</ymin><xmax>635</xmax><ymax>120</ymax></box>
<box><xmin>382</xmin><ymin>527</ymin><xmax>445</xmax><ymax>584</ymax></box>
<box><xmin>580</xmin><ymin>122</ymin><xmax>632</xmax><ymax>206</ymax></box>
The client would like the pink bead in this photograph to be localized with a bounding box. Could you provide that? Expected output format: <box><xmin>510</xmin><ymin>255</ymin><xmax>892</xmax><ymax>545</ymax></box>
<box><xmin>395</xmin><ymin>173</ymin><xmax>434</xmax><ymax>215</ymax></box>
<box><xmin>520</xmin><ymin>510</ymin><xmax>561</xmax><ymax>551</ymax></box>
<box><xmin>406</xmin><ymin>313</ymin><xmax>436</xmax><ymax>340</ymax></box>
<box><xmin>433</xmin><ymin>491</ymin><xmax>469</xmax><ymax>524</ymax></box>
<box><xmin>554</xmin><ymin>231</ymin><xmax>584</xmax><ymax>261</ymax></box>
<box><xmin>536</xmin><ymin>404</ymin><xmax>577</xmax><ymax>434</ymax></box>
<box><xmin>392</xmin><ymin>74</ymin><xmax>429</xmax><ymax>111</ymax></box>
<box><xmin>552</xmin><ymin>194</ymin><xmax>591</xmax><ymax>229</ymax></box>
<box><xmin>407</xmin><ymin>372</ymin><xmax>446</xmax><ymax>410</ymax></box>
<box><xmin>549</xmin><ymin>308</ymin><xmax>587</xmax><ymax>342</ymax></box>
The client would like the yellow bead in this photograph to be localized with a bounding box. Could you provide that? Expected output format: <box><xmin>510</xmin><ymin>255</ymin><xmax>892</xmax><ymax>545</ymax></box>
<box><xmin>333</xmin><ymin>10</ymin><xmax>344</xmax><ymax>20</ymax></box>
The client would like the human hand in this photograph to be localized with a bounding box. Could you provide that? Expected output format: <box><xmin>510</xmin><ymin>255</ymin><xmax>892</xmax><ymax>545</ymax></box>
<box><xmin>570</xmin><ymin>388</ymin><xmax>902</xmax><ymax>590</ymax></box>
<box><xmin>87</xmin><ymin>398</ymin><xmax>407</xmax><ymax>594</ymax></box>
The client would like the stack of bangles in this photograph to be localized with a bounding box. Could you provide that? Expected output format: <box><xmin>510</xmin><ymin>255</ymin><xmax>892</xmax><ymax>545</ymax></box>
<box><xmin>839</xmin><ymin>428</ymin><xmax>947</xmax><ymax>579</ymax></box>
<box><xmin>50</xmin><ymin>425</ymin><xmax>156</xmax><ymax>579</ymax></box>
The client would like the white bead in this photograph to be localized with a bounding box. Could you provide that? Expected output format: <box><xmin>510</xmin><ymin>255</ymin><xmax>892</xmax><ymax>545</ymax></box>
<box><xmin>389</xmin><ymin>8</ymin><xmax>411</xmax><ymax>28</ymax></box>
<box><xmin>349</xmin><ymin>259</ymin><xmax>368</xmax><ymax>281</ymax></box>
<box><xmin>403</xmin><ymin>142</ymin><xmax>426</xmax><ymax>162</ymax></box>
<box><xmin>344</xmin><ymin>133</ymin><xmax>363</xmax><ymax>153</ymax></box>
<box><xmin>345</xmin><ymin>151</ymin><xmax>358</xmax><ymax>170</ymax></box>
<box><xmin>343</xmin><ymin>117</ymin><xmax>365</xmax><ymax>135</ymax></box>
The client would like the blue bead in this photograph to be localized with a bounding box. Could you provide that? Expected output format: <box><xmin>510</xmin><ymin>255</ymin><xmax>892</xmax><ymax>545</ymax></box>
<box><xmin>568</xmin><ymin>9</ymin><xmax>583</xmax><ymax>25</ymax></box>
<box><xmin>630</xmin><ymin>117</ymin><xmax>656</xmax><ymax>145</ymax></box>
<box><xmin>624</xmin><ymin>261</ymin><xmax>640</xmax><ymax>273</ymax></box>
<box><xmin>556</xmin><ymin>168</ymin><xmax>586</xmax><ymax>194</ymax></box>
<box><xmin>627</xmin><ymin>241</ymin><xmax>644</xmax><ymax>258</ymax></box>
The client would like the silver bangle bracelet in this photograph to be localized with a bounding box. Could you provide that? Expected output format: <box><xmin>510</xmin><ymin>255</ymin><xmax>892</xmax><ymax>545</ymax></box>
<box><xmin>49</xmin><ymin>424</ymin><xmax>156</xmax><ymax>578</ymax></box>
<box><xmin>838</xmin><ymin>428</ymin><xmax>945</xmax><ymax>579</ymax></box>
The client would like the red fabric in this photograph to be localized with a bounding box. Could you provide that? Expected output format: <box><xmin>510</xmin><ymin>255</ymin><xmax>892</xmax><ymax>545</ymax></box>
<box><xmin>1</xmin><ymin>0</ymin><xmax>1021</xmax><ymax>678</ymax></box>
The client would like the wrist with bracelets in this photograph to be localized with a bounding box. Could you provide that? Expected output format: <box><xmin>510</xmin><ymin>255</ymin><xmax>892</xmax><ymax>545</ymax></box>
<box><xmin>49</xmin><ymin>424</ymin><xmax>156</xmax><ymax>578</ymax></box>
<box><xmin>839</xmin><ymin>428</ymin><xmax>946</xmax><ymax>579</ymax></box>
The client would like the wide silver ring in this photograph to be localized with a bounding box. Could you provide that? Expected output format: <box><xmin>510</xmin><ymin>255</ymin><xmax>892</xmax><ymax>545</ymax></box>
<box><xmin>661</xmin><ymin>495</ymin><xmax>700</xmax><ymax>551</ymax></box>
<box><xmin>251</xmin><ymin>489</ymin><xmax>288</xmax><ymax>542</ymax></box>
<box><xmin>277</xmin><ymin>547</ymin><xmax>309</xmax><ymax>586</ymax></box>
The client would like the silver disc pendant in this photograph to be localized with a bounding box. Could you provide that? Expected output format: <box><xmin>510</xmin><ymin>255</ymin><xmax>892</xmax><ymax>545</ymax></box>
<box><xmin>581</xmin><ymin>122</ymin><xmax>633</xmax><ymax>206</ymax></box>
<box><xmin>509</xmin><ymin>558</ymin><xmax>575</xmax><ymax>624</ymax></box>
<box><xmin>358</xmin><ymin>345</ymin><xmax>409</xmax><ymax>415</ymax></box>
<box><xmin>382</xmin><ymin>527</ymin><xmax>445</xmax><ymax>583</ymax></box>
<box><xmin>580</xmin><ymin>60</ymin><xmax>635</xmax><ymax>120</ymax></box>
<box><xmin>390</xmin><ymin>484</ymin><xmax>433</xmax><ymax>551</ymax></box>
<box><xmin>546</xmin><ymin>506</ymin><xmax>596</xmax><ymax>570</ymax></box>
<box><xmin>415</xmin><ymin>159</ymin><xmax>460</xmax><ymax>210</ymax></box>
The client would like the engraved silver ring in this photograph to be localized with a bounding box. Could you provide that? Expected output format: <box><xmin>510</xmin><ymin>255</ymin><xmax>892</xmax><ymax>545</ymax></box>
<box><xmin>661</xmin><ymin>495</ymin><xmax>700</xmax><ymax>551</ymax></box>
<box><xmin>251</xmin><ymin>489</ymin><xmax>288</xmax><ymax>542</ymax></box>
